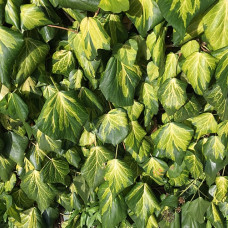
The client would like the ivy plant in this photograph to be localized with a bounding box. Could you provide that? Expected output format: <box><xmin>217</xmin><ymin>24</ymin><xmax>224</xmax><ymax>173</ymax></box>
<box><xmin>0</xmin><ymin>0</ymin><xmax>228</xmax><ymax>227</ymax></box>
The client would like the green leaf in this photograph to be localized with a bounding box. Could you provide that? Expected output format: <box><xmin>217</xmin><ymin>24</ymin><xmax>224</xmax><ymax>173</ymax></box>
<box><xmin>58</xmin><ymin>0</ymin><xmax>100</xmax><ymax>12</ymax></box>
<box><xmin>174</xmin><ymin>95</ymin><xmax>202</xmax><ymax>122</ymax></box>
<box><xmin>0</xmin><ymin>26</ymin><xmax>24</xmax><ymax>88</ymax></box>
<box><xmin>157</xmin><ymin>0</ymin><xmax>216</xmax><ymax>38</ymax></box>
<box><xmin>15</xmin><ymin>38</ymin><xmax>49</xmax><ymax>86</ymax></box>
<box><xmin>65</xmin><ymin>147</ymin><xmax>81</xmax><ymax>168</ymax></box>
<box><xmin>123</xmin><ymin>100</ymin><xmax>144</xmax><ymax>121</ymax></box>
<box><xmin>104</xmin><ymin>159</ymin><xmax>134</xmax><ymax>195</ymax></box>
<box><xmin>151</xmin><ymin>122</ymin><xmax>194</xmax><ymax>163</ymax></box>
<box><xmin>52</xmin><ymin>50</ymin><xmax>76</xmax><ymax>76</ymax></box>
<box><xmin>5</xmin><ymin>0</ymin><xmax>23</xmax><ymax>29</ymax></box>
<box><xmin>125</xmin><ymin>182</ymin><xmax>160</xmax><ymax>227</ymax></box>
<box><xmin>0</xmin><ymin>92</ymin><xmax>28</xmax><ymax>122</ymax></box>
<box><xmin>12</xmin><ymin>207</ymin><xmax>44</xmax><ymax>228</ymax></box>
<box><xmin>80</xmin><ymin>17</ymin><xmax>110</xmax><ymax>60</ymax></box>
<box><xmin>40</xmin><ymin>158</ymin><xmax>70</xmax><ymax>184</ymax></box>
<box><xmin>182</xmin><ymin>52</ymin><xmax>217</xmax><ymax>95</ymax></box>
<box><xmin>184</xmin><ymin>151</ymin><xmax>203</xmax><ymax>179</ymax></box>
<box><xmin>71</xmin><ymin>33</ymin><xmax>100</xmax><ymax>88</ymax></box>
<box><xmin>100</xmin><ymin>57</ymin><xmax>142</xmax><ymax>106</ymax></box>
<box><xmin>160</xmin><ymin>53</ymin><xmax>181</xmax><ymax>83</ymax></box>
<box><xmin>104</xmin><ymin>14</ymin><xmax>128</xmax><ymax>46</ymax></box>
<box><xmin>182</xmin><ymin>201</ymin><xmax>206</xmax><ymax>227</ymax></box>
<box><xmin>99</xmin><ymin>0</ymin><xmax>129</xmax><ymax>13</ymax></box>
<box><xmin>207</xmin><ymin>203</ymin><xmax>225</xmax><ymax>228</ymax></box>
<box><xmin>187</xmin><ymin>197</ymin><xmax>210</xmax><ymax>224</ymax></box>
<box><xmin>139</xmin><ymin>82</ymin><xmax>158</xmax><ymax>127</ymax></box>
<box><xmin>203</xmin><ymin>0</ymin><xmax>228</xmax><ymax>50</ymax></box>
<box><xmin>4</xmin><ymin>132</ymin><xmax>28</xmax><ymax>165</ymax></box>
<box><xmin>215</xmin><ymin>53</ymin><xmax>228</xmax><ymax>95</ymax></box>
<box><xmin>21</xmin><ymin>170</ymin><xmax>56</xmax><ymax>212</ymax></box>
<box><xmin>81</xmin><ymin>146</ymin><xmax>114</xmax><ymax>189</ymax></box>
<box><xmin>95</xmin><ymin>108</ymin><xmax>129</xmax><ymax>145</ymax></box>
<box><xmin>20</xmin><ymin>4</ymin><xmax>52</xmax><ymax>30</ymax></box>
<box><xmin>124</xmin><ymin>120</ymin><xmax>147</xmax><ymax>154</ymax></box>
<box><xmin>126</xmin><ymin>0</ymin><xmax>163</xmax><ymax>37</ymax></box>
<box><xmin>181</xmin><ymin>40</ymin><xmax>200</xmax><ymax>58</ymax></box>
<box><xmin>203</xmin><ymin>136</ymin><xmax>225</xmax><ymax>162</ymax></box>
<box><xmin>98</xmin><ymin>182</ymin><xmax>127</xmax><ymax>228</ymax></box>
<box><xmin>204</xmin><ymin>84</ymin><xmax>228</xmax><ymax>121</ymax></box>
<box><xmin>113</xmin><ymin>39</ymin><xmax>138</xmax><ymax>66</ymax></box>
<box><xmin>158</xmin><ymin>78</ymin><xmax>187</xmax><ymax>115</ymax></box>
<box><xmin>0</xmin><ymin>155</ymin><xmax>15</xmax><ymax>181</ymax></box>
<box><xmin>189</xmin><ymin>113</ymin><xmax>218</xmax><ymax>139</ymax></box>
<box><xmin>142</xmin><ymin>157</ymin><xmax>168</xmax><ymax>185</ymax></box>
<box><xmin>215</xmin><ymin>176</ymin><xmax>228</xmax><ymax>202</ymax></box>
<box><xmin>217</xmin><ymin>120</ymin><xmax>228</xmax><ymax>147</ymax></box>
<box><xmin>33</xmin><ymin>127</ymin><xmax>62</xmax><ymax>153</ymax></box>
<box><xmin>12</xmin><ymin>189</ymin><xmax>34</xmax><ymax>209</ymax></box>
<box><xmin>36</xmin><ymin>91</ymin><xmax>89</xmax><ymax>143</ymax></box>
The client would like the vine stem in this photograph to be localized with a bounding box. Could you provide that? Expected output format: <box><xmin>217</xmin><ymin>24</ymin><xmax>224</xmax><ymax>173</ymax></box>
<box><xmin>179</xmin><ymin>179</ymin><xmax>196</xmax><ymax>196</ymax></box>
<box><xmin>190</xmin><ymin>177</ymin><xmax>206</xmax><ymax>201</ymax></box>
<box><xmin>47</xmin><ymin>24</ymin><xmax>78</xmax><ymax>34</ymax></box>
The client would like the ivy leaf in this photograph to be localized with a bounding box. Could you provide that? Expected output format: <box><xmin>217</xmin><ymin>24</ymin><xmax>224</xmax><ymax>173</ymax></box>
<box><xmin>52</xmin><ymin>50</ymin><xmax>75</xmax><ymax>76</ymax></box>
<box><xmin>40</xmin><ymin>158</ymin><xmax>70</xmax><ymax>184</ymax></box>
<box><xmin>203</xmin><ymin>136</ymin><xmax>225</xmax><ymax>162</ymax></box>
<box><xmin>81</xmin><ymin>146</ymin><xmax>114</xmax><ymax>189</ymax></box>
<box><xmin>174</xmin><ymin>95</ymin><xmax>202</xmax><ymax>122</ymax></box>
<box><xmin>71</xmin><ymin>33</ymin><xmax>100</xmax><ymax>88</ymax></box>
<box><xmin>189</xmin><ymin>113</ymin><xmax>218</xmax><ymax>139</ymax></box>
<box><xmin>95</xmin><ymin>108</ymin><xmax>129</xmax><ymax>145</ymax></box>
<box><xmin>98</xmin><ymin>182</ymin><xmax>127</xmax><ymax>228</ymax></box>
<box><xmin>181</xmin><ymin>40</ymin><xmax>200</xmax><ymax>58</ymax></box>
<box><xmin>218</xmin><ymin>120</ymin><xmax>228</xmax><ymax>147</ymax></box>
<box><xmin>184</xmin><ymin>151</ymin><xmax>203</xmax><ymax>179</ymax></box>
<box><xmin>151</xmin><ymin>122</ymin><xmax>194</xmax><ymax>163</ymax></box>
<box><xmin>100</xmin><ymin>56</ymin><xmax>142</xmax><ymax>106</ymax></box>
<box><xmin>80</xmin><ymin>17</ymin><xmax>110</xmax><ymax>60</ymax></box>
<box><xmin>20</xmin><ymin>4</ymin><xmax>52</xmax><ymax>31</ymax></box>
<box><xmin>157</xmin><ymin>0</ymin><xmax>216</xmax><ymax>38</ymax></box>
<box><xmin>142</xmin><ymin>157</ymin><xmax>168</xmax><ymax>185</ymax></box>
<box><xmin>207</xmin><ymin>203</ymin><xmax>225</xmax><ymax>227</ymax></box>
<box><xmin>215</xmin><ymin>176</ymin><xmax>228</xmax><ymax>202</ymax></box>
<box><xmin>204</xmin><ymin>84</ymin><xmax>228</xmax><ymax>121</ymax></box>
<box><xmin>126</xmin><ymin>0</ymin><xmax>163</xmax><ymax>37</ymax></box>
<box><xmin>5</xmin><ymin>0</ymin><xmax>22</xmax><ymax>29</ymax></box>
<box><xmin>104</xmin><ymin>159</ymin><xmax>134</xmax><ymax>195</ymax></box>
<box><xmin>113</xmin><ymin>39</ymin><xmax>138</xmax><ymax>66</ymax></box>
<box><xmin>203</xmin><ymin>0</ymin><xmax>228</xmax><ymax>50</ymax></box>
<box><xmin>160</xmin><ymin>52</ymin><xmax>181</xmax><ymax>83</ymax></box>
<box><xmin>123</xmin><ymin>100</ymin><xmax>144</xmax><ymax>121</ymax></box>
<box><xmin>99</xmin><ymin>0</ymin><xmax>129</xmax><ymax>13</ymax></box>
<box><xmin>3</xmin><ymin>132</ymin><xmax>28</xmax><ymax>165</ymax></box>
<box><xmin>139</xmin><ymin>82</ymin><xmax>158</xmax><ymax>127</ymax></box>
<box><xmin>15</xmin><ymin>38</ymin><xmax>49</xmax><ymax>86</ymax></box>
<box><xmin>0</xmin><ymin>93</ymin><xmax>28</xmax><ymax>122</ymax></box>
<box><xmin>21</xmin><ymin>170</ymin><xmax>56</xmax><ymax>212</ymax></box>
<box><xmin>187</xmin><ymin>197</ymin><xmax>210</xmax><ymax>224</ymax></box>
<box><xmin>58</xmin><ymin>0</ymin><xmax>100</xmax><ymax>12</ymax></box>
<box><xmin>0</xmin><ymin>26</ymin><xmax>24</xmax><ymax>88</ymax></box>
<box><xmin>104</xmin><ymin>14</ymin><xmax>128</xmax><ymax>46</ymax></box>
<box><xmin>182</xmin><ymin>52</ymin><xmax>217</xmax><ymax>95</ymax></box>
<box><xmin>125</xmin><ymin>182</ymin><xmax>160</xmax><ymax>227</ymax></box>
<box><xmin>124</xmin><ymin>120</ymin><xmax>147</xmax><ymax>154</ymax></box>
<box><xmin>12</xmin><ymin>207</ymin><xmax>44</xmax><ymax>228</ymax></box>
<box><xmin>36</xmin><ymin>91</ymin><xmax>89</xmax><ymax>143</ymax></box>
<box><xmin>158</xmin><ymin>78</ymin><xmax>187</xmax><ymax>115</ymax></box>
<box><xmin>0</xmin><ymin>155</ymin><xmax>15</xmax><ymax>181</ymax></box>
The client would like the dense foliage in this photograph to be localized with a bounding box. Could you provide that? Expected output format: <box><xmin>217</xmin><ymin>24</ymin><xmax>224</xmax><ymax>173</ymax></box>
<box><xmin>0</xmin><ymin>0</ymin><xmax>228</xmax><ymax>227</ymax></box>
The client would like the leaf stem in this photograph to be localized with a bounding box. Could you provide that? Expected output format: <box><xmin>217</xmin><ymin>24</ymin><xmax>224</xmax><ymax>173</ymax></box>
<box><xmin>115</xmin><ymin>145</ymin><xmax>118</xmax><ymax>159</ymax></box>
<box><xmin>47</xmin><ymin>24</ymin><xmax>78</xmax><ymax>34</ymax></box>
<box><xmin>190</xmin><ymin>177</ymin><xmax>206</xmax><ymax>201</ymax></box>
<box><xmin>179</xmin><ymin>179</ymin><xmax>196</xmax><ymax>196</ymax></box>
<box><xmin>50</xmin><ymin>76</ymin><xmax>59</xmax><ymax>91</ymax></box>
<box><xmin>94</xmin><ymin>8</ymin><xmax>100</xmax><ymax>17</ymax></box>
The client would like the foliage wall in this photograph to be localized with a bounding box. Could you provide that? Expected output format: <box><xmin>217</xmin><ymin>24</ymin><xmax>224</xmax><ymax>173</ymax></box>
<box><xmin>0</xmin><ymin>0</ymin><xmax>228</xmax><ymax>227</ymax></box>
